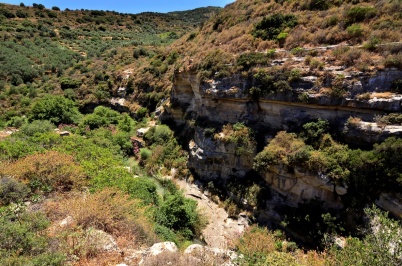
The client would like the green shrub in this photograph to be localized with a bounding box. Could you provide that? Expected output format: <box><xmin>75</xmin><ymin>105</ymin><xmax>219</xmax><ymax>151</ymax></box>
<box><xmin>330</xmin><ymin>206</ymin><xmax>402</xmax><ymax>265</ymax></box>
<box><xmin>237</xmin><ymin>52</ymin><xmax>271</xmax><ymax>71</ymax></box>
<box><xmin>346</xmin><ymin>6</ymin><xmax>376</xmax><ymax>26</ymax></box>
<box><xmin>154</xmin><ymin>224</ymin><xmax>178</xmax><ymax>243</ymax></box>
<box><xmin>252</xmin><ymin>14</ymin><xmax>298</xmax><ymax>41</ymax></box>
<box><xmin>140</xmin><ymin>148</ymin><xmax>152</xmax><ymax>161</ymax></box>
<box><xmin>6</xmin><ymin>116</ymin><xmax>28</xmax><ymax>128</ymax></box>
<box><xmin>80</xmin><ymin>106</ymin><xmax>120</xmax><ymax>129</ymax></box>
<box><xmin>346</xmin><ymin>24</ymin><xmax>364</xmax><ymax>38</ymax></box>
<box><xmin>301</xmin><ymin>0</ymin><xmax>330</xmax><ymax>10</ymax></box>
<box><xmin>301</xmin><ymin>119</ymin><xmax>329</xmax><ymax>148</ymax></box>
<box><xmin>144</xmin><ymin>125</ymin><xmax>174</xmax><ymax>146</ymax></box>
<box><xmin>0</xmin><ymin>209</ymin><xmax>61</xmax><ymax>263</ymax></box>
<box><xmin>375</xmin><ymin>113</ymin><xmax>402</xmax><ymax>125</ymax></box>
<box><xmin>123</xmin><ymin>177</ymin><xmax>160</xmax><ymax>206</ymax></box>
<box><xmin>60</xmin><ymin>77</ymin><xmax>81</xmax><ymax>90</ymax></box>
<box><xmin>0</xmin><ymin>8</ymin><xmax>15</xmax><ymax>18</ymax></box>
<box><xmin>19</xmin><ymin>120</ymin><xmax>54</xmax><ymax>136</ymax></box>
<box><xmin>29</xmin><ymin>95</ymin><xmax>82</xmax><ymax>125</ymax></box>
<box><xmin>155</xmin><ymin>192</ymin><xmax>201</xmax><ymax>240</ymax></box>
<box><xmin>0</xmin><ymin>177</ymin><xmax>30</xmax><ymax>206</ymax></box>
<box><xmin>136</xmin><ymin>107</ymin><xmax>148</xmax><ymax>120</ymax></box>
<box><xmin>384</xmin><ymin>53</ymin><xmax>402</xmax><ymax>69</ymax></box>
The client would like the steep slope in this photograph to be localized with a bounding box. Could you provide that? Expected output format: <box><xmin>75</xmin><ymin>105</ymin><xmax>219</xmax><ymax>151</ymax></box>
<box><xmin>161</xmin><ymin>0</ymin><xmax>402</xmax><ymax>242</ymax></box>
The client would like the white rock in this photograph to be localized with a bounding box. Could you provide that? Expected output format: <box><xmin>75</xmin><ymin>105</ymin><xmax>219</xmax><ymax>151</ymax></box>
<box><xmin>148</xmin><ymin>242</ymin><xmax>178</xmax><ymax>256</ymax></box>
<box><xmin>86</xmin><ymin>228</ymin><xmax>119</xmax><ymax>252</ymax></box>
<box><xmin>59</xmin><ymin>216</ymin><xmax>74</xmax><ymax>227</ymax></box>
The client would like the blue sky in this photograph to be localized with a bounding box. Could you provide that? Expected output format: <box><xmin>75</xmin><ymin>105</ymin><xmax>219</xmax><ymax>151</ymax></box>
<box><xmin>1</xmin><ymin>1</ymin><xmax>235</xmax><ymax>13</ymax></box>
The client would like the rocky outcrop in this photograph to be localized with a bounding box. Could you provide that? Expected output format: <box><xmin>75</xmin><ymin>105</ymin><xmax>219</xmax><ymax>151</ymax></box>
<box><xmin>86</xmin><ymin>228</ymin><xmax>120</xmax><ymax>253</ymax></box>
<box><xmin>188</xmin><ymin>127</ymin><xmax>256</xmax><ymax>180</ymax></box>
<box><xmin>344</xmin><ymin>121</ymin><xmax>402</xmax><ymax>145</ymax></box>
<box><xmin>261</xmin><ymin>165</ymin><xmax>346</xmax><ymax>209</ymax></box>
<box><xmin>375</xmin><ymin>193</ymin><xmax>402</xmax><ymax>219</ymax></box>
<box><xmin>162</xmin><ymin>69</ymin><xmax>402</xmax><ymax>217</ymax></box>
<box><xmin>164</xmin><ymin>70</ymin><xmax>402</xmax><ymax>133</ymax></box>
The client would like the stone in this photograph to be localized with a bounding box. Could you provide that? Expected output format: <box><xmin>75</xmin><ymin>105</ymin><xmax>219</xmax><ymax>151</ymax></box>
<box><xmin>117</xmin><ymin>87</ymin><xmax>127</xmax><ymax>98</ymax></box>
<box><xmin>86</xmin><ymin>228</ymin><xmax>119</xmax><ymax>252</ymax></box>
<box><xmin>59</xmin><ymin>131</ymin><xmax>70</xmax><ymax>137</ymax></box>
<box><xmin>375</xmin><ymin>193</ymin><xmax>402</xmax><ymax>219</ymax></box>
<box><xmin>334</xmin><ymin>237</ymin><xmax>346</xmax><ymax>249</ymax></box>
<box><xmin>136</xmin><ymin>127</ymin><xmax>150</xmax><ymax>137</ymax></box>
<box><xmin>148</xmin><ymin>242</ymin><xmax>178</xmax><ymax>256</ymax></box>
<box><xmin>335</xmin><ymin>185</ymin><xmax>348</xmax><ymax>195</ymax></box>
<box><xmin>59</xmin><ymin>216</ymin><xmax>74</xmax><ymax>228</ymax></box>
<box><xmin>184</xmin><ymin>244</ymin><xmax>239</xmax><ymax>265</ymax></box>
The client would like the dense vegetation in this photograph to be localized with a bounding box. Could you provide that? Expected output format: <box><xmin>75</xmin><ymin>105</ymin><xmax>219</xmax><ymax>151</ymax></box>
<box><xmin>0</xmin><ymin>2</ymin><xmax>220</xmax><ymax>122</ymax></box>
<box><xmin>0</xmin><ymin>101</ymin><xmax>203</xmax><ymax>263</ymax></box>
<box><xmin>0</xmin><ymin>7</ymin><xmax>215</xmax><ymax>261</ymax></box>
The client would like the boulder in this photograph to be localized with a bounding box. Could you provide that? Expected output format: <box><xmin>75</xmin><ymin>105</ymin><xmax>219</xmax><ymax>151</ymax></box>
<box><xmin>148</xmin><ymin>242</ymin><xmax>178</xmax><ymax>256</ymax></box>
<box><xmin>59</xmin><ymin>216</ymin><xmax>74</xmax><ymax>228</ymax></box>
<box><xmin>86</xmin><ymin>228</ymin><xmax>119</xmax><ymax>252</ymax></box>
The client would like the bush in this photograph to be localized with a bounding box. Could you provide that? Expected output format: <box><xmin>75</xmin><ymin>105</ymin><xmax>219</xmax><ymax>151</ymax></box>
<box><xmin>330</xmin><ymin>206</ymin><xmax>402</xmax><ymax>265</ymax></box>
<box><xmin>16</xmin><ymin>10</ymin><xmax>28</xmax><ymax>18</ymax></box>
<box><xmin>237</xmin><ymin>52</ymin><xmax>271</xmax><ymax>71</ymax></box>
<box><xmin>301</xmin><ymin>0</ymin><xmax>330</xmax><ymax>10</ymax></box>
<box><xmin>29</xmin><ymin>95</ymin><xmax>82</xmax><ymax>125</ymax></box>
<box><xmin>155</xmin><ymin>192</ymin><xmax>201</xmax><ymax>240</ymax></box>
<box><xmin>140</xmin><ymin>148</ymin><xmax>152</xmax><ymax>161</ymax></box>
<box><xmin>19</xmin><ymin>120</ymin><xmax>54</xmax><ymax>136</ymax></box>
<box><xmin>61</xmin><ymin>188</ymin><xmax>142</xmax><ymax>233</ymax></box>
<box><xmin>144</xmin><ymin>125</ymin><xmax>174</xmax><ymax>146</ymax></box>
<box><xmin>236</xmin><ymin>226</ymin><xmax>276</xmax><ymax>265</ymax></box>
<box><xmin>252</xmin><ymin>14</ymin><xmax>298</xmax><ymax>41</ymax></box>
<box><xmin>0</xmin><ymin>151</ymin><xmax>87</xmax><ymax>193</ymax></box>
<box><xmin>384</xmin><ymin>53</ymin><xmax>402</xmax><ymax>69</ymax></box>
<box><xmin>301</xmin><ymin>119</ymin><xmax>329</xmax><ymax>148</ymax></box>
<box><xmin>346</xmin><ymin>24</ymin><xmax>364</xmax><ymax>38</ymax></box>
<box><xmin>80</xmin><ymin>106</ymin><xmax>120</xmax><ymax>129</ymax></box>
<box><xmin>0</xmin><ymin>8</ymin><xmax>15</xmax><ymax>18</ymax></box>
<box><xmin>346</xmin><ymin>6</ymin><xmax>376</xmax><ymax>26</ymax></box>
<box><xmin>60</xmin><ymin>77</ymin><xmax>81</xmax><ymax>90</ymax></box>
<box><xmin>216</xmin><ymin>123</ymin><xmax>255</xmax><ymax>156</ymax></box>
<box><xmin>0</xmin><ymin>209</ymin><xmax>64</xmax><ymax>265</ymax></box>
<box><xmin>0</xmin><ymin>177</ymin><xmax>30</xmax><ymax>205</ymax></box>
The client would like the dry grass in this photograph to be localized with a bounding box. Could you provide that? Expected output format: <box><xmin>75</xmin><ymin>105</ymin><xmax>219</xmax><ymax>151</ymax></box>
<box><xmin>370</xmin><ymin>92</ymin><xmax>394</xmax><ymax>99</ymax></box>
<box><xmin>43</xmin><ymin>189</ymin><xmax>159</xmax><ymax>262</ymax></box>
<box><xmin>0</xmin><ymin>150</ymin><xmax>87</xmax><ymax>192</ymax></box>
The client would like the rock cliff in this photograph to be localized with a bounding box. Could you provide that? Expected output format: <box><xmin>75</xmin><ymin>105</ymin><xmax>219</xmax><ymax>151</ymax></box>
<box><xmin>162</xmin><ymin>68</ymin><xmax>402</xmax><ymax>216</ymax></box>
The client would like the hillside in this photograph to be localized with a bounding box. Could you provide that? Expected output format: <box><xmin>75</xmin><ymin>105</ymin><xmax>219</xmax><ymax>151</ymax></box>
<box><xmin>161</xmin><ymin>0</ymin><xmax>402</xmax><ymax>262</ymax></box>
<box><xmin>0</xmin><ymin>3</ymin><xmax>221</xmax><ymax>123</ymax></box>
<box><xmin>1</xmin><ymin>1</ymin><xmax>402</xmax><ymax>265</ymax></box>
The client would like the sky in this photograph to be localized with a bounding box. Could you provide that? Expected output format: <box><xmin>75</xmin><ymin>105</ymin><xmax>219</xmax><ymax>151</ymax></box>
<box><xmin>1</xmin><ymin>0</ymin><xmax>235</xmax><ymax>13</ymax></box>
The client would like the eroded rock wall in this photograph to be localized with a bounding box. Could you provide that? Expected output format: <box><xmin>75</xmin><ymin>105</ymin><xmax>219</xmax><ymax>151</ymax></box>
<box><xmin>162</xmin><ymin>69</ymin><xmax>402</xmax><ymax>212</ymax></box>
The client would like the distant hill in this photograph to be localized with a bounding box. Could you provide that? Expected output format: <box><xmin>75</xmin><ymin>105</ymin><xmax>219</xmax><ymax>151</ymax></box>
<box><xmin>0</xmin><ymin>3</ymin><xmax>221</xmax><ymax>119</ymax></box>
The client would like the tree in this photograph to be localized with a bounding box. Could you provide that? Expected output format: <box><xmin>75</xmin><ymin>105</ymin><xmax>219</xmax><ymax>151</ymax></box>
<box><xmin>28</xmin><ymin>95</ymin><xmax>82</xmax><ymax>125</ymax></box>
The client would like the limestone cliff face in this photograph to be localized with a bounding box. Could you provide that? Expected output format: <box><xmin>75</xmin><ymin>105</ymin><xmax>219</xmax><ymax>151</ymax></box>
<box><xmin>164</xmin><ymin>69</ymin><xmax>402</xmax><ymax>141</ymax></box>
<box><xmin>162</xmin><ymin>69</ymin><xmax>402</xmax><ymax>211</ymax></box>
<box><xmin>188</xmin><ymin>127</ymin><xmax>256</xmax><ymax>181</ymax></box>
<box><xmin>261</xmin><ymin>165</ymin><xmax>346</xmax><ymax>209</ymax></box>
